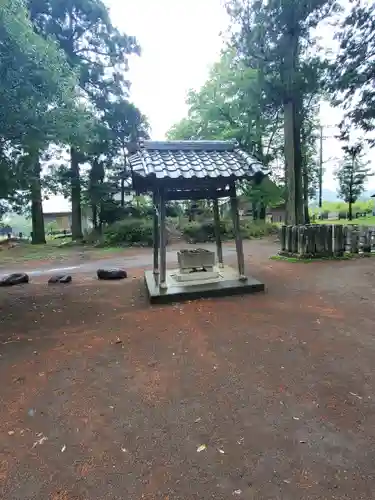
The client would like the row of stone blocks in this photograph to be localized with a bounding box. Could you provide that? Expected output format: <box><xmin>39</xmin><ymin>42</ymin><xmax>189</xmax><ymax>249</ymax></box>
<box><xmin>279</xmin><ymin>224</ymin><xmax>375</xmax><ymax>258</ymax></box>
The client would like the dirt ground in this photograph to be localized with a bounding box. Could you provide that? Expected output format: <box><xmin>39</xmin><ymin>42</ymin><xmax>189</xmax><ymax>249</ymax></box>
<box><xmin>1</xmin><ymin>241</ymin><xmax>375</xmax><ymax>499</ymax></box>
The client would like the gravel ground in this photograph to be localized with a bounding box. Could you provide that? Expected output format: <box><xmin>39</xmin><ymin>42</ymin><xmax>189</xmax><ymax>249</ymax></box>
<box><xmin>1</xmin><ymin>240</ymin><xmax>375</xmax><ymax>499</ymax></box>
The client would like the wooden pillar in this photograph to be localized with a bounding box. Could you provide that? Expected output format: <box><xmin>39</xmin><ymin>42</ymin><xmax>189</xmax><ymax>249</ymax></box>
<box><xmin>229</xmin><ymin>183</ymin><xmax>246</xmax><ymax>280</ymax></box>
<box><xmin>159</xmin><ymin>188</ymin><xmax>167</xmax><ymax>289</ymax></box>
<box><xmin>213</xmin><ymin>197</ymin><xmax>224</xmax><ymax>268</ymax></box>
<box><xmin>152</xmin><ymin>190</ymin><xmax>159</xmax><ymax>275</ymax></box>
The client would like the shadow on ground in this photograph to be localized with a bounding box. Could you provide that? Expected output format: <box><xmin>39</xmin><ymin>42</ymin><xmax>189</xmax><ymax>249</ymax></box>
<box><xmin>1</xmin><ymin>250</ymin><xmax>375</xmax><ymax>499</ymax></box>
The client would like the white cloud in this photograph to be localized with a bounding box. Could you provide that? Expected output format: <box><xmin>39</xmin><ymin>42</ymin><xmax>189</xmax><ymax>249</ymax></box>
<box><xmin>107</xmin><ymin>0</ymin><xmax>228</xmax><ymax>138</ymax></box>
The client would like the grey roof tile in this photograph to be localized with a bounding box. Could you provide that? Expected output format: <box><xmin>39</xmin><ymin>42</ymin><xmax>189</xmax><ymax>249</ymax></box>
<box><xmin>129</xmin><ymin>140</ymin><xmax>265</xmax><ymax>184</ymax></box>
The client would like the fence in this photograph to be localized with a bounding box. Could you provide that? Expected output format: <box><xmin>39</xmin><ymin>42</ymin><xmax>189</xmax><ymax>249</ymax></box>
<box><xmin>279</xmin><ymin>224</ymin><xmax>375</xmax><ymax>258</ymax></box>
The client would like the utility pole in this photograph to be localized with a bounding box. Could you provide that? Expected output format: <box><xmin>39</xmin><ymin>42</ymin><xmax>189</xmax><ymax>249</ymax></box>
<box><xmin>318</xmin><ymin>124</ymin><xmax>323</xmax><ymax>208</ymax></box>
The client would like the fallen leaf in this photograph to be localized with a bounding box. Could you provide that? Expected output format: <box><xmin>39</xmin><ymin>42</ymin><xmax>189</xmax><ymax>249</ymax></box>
<box><xmin>349</xmin><ymin>392</ymin><xmax>363</xmax><ymax>400</ymax></box>
<box><xmin>218</xmin><ymin>449</ymin><xmax>225</xmax><ymax>454</ymax></box>
<box><xmin>197</xmin><ymin>444</ymin><xmax>206</xmax><ymax>453</ymax></box>
<box><xmin>8</xmin><ymin>430</ymin><xmax>15</xmax><ymax>436</ymax></box>
<box><xmin>61</xmin><ymin>444</ymin><xmax>66</xmax><ymax>452</ymax></box>
<box><xmin>293</xmin><ymin>417</ymin><xmax>300</xmax><ymax>421</ymax></box>
<box><xmin>32</xmin><ymin>435</ymin><xmax>48</xmax><ymax>448</ymax></box>
<box><xmin>233</xmin><ymin>490</ymin><xmax>242</xmax><ymax>495</ymax></box>
<box><xmin>194</xmin><ymin>417</ymin><xmax>201</xmax><ymax>423</ymax></box>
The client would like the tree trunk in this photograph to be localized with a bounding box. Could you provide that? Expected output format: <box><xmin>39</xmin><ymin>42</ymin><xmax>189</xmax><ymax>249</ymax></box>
<box><xmin>302</xmin><ymin>165</ymin><xmax>310</xmax><ymax>224</ymax></box>
<box><xmin>92</xmin><ymin>203</ymin><xmax>98</xmax><ymax>230</ymax></box>
<box><xmin>120</xmin><ymin>178</ymin><xmax>125</xmax><ymax>207</ymax></box>
<box><xmin>70</xmin><ymin>146</ymin><xmax>83</xmax><ymax>240</ymax></box>
<box><xmin>283</xmin><ymin>29</ymin><xmax>303</xmax><ymax>226</ymax></box>
<box><xmin>30</xmin><ymin>151</ymin><xmax>46</xmax><ymax>245</ymax></box>
<box><xmin>259</xmin><ymin>202</ymin><xmax>266</xmax><ymax>221</ymax></box>
<box><xmin>348</xmin><ymin>201</ymin><xmax>353</xmax><ymax>220</ymax></box>
<box><xmin>252</xmin><ymin>202</ymin><xmax>258</xmax><ymax>221</ymax></box>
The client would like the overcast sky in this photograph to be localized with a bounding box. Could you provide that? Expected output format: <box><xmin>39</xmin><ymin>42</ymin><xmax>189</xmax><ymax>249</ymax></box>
<box><xmin>44</xmin><ymin>0</ymin><xmax>375</xmax><ymax>213</ymax></box>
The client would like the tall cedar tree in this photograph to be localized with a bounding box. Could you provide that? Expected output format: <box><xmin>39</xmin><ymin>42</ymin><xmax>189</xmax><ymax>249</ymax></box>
<box><xmin>0</xmin><ymin>0</ymin><xmax>82</xmax><ymax>242</ymax></box>
<box><xmin>331</xmin><ymin>0</ymin><xmax>375</xmax><ymax>136</ymax></box>
<box><xmin>335</xmin><ymin>143</ymin><xmax>372</xmax><ymax>220</ymax></box>
<box><xmin>226</xmin><ymin>0</ymin><xmax>338</xmax><ymax>224</ymax></box>
<box><xmin>28</xmin><ymin>0</ymin><xmax>139</xmax><ymax>239</ymax></box>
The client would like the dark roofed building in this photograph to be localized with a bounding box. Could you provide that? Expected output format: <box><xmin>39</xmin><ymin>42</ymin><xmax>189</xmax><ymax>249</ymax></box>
<box><xmin>129</xmin><ymin>140</ymin><xmax>264</xmax><ymax>192</ymax></box>
<box><xmin>129</xmin><ymin>140</ymin><xmax>267</xmax><ymax>303</ymax></box>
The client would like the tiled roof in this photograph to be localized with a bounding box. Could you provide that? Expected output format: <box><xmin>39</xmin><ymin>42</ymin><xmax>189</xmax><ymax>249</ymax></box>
<box><xmin>129</xmin><ymin>140</ymin><xmax>265</xmax><ymax>184</ymax></box>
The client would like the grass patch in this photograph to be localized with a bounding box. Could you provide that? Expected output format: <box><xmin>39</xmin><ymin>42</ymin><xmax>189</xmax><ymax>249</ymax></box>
<box><xmin>270</xmin><ymin>253</ymin><xmax>357</xmax><ymax>263</ymax></box>
<box><xmin>315</xmin><ymin>216</ymin><xmax>375</xmax><ymax>226</ymax></box>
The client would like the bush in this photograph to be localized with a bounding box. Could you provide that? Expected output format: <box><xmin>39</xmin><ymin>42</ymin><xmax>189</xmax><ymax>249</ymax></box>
<box><xmin>182</xmin><ymin>219</ymin><xmax>278</xmax><ymax>243</ymax></box>
<box><xmin>338</xmin><ymin>210</ymin><xmax>347</xmax><ymax>220</ymax></box>
<box><xmin>183</xmin><ymin>220</ymin><xmax>229</xmax><ymax>243</ymax></box>
<box><xmin>103</xmin><ymin>219</ymin><xmax>153</xmax><ymax>246</ymax></box>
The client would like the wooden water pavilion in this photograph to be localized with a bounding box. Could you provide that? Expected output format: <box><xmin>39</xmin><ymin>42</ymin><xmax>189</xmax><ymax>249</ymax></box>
<box><xmin>129</xmin><ymin>140</ymin><xmax>267</xmax><ymax>303</ymax></box>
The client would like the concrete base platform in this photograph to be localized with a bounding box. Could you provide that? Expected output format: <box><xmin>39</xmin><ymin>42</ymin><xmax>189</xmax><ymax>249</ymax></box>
<box><xmin>145</xmin><ymin>266</ymin><xmax>265</xmax><ymax>304</ymax></box>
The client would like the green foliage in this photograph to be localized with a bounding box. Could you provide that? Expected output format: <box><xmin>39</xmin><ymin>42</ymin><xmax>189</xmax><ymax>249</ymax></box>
<box><xmin>225</xmin><ymin>0</ymin><xmax>339</xmax><ymax>224</ymax></box>
<box><xmin>0</xmin><ymin>0</ymin><xmax>79</xmax><ymax>143</ymax></box>
<box><xmin>241</xmin><ymin>177</ymin><xmax>284</xmax><ymax>209</ymax></box>
<box><xmin>329</xmin><ymin>0</ymin><xmax>375</xmax><ymax>135</ymax></box>
<box><xmin>103</xmin><ymin>219</ymin><xmax>153</xmax><ymax>246</ymax></box>
<box><xmin>182</xmin><ymin>219</ymin><xmax>279</xmax><ymax>243</ymax></box>
<box><xmin>167</xmin><ymin>49</ymin><xmax>282</xmax><ymax>164</ymax></box>
<box><xmin>0</xmin><ymin>0</ymin><xmax>82</xmax><ymax>209</ymax></box>
<box><xmin>28</xmin><ymin>0</ymin><xmax>139</xmax><ymax>107</ymax></box>
<box><xmin>28</xmin><ymin>0</ymin><xmax>142</xmax><ymax>239</ymax></box>
<box><xmin>334</xmin><ymin>143</ymin><xmax>373</xmax><ymax>216</ymax></box>
<box><xmin>310</xmin><ymin>199</ymin><xmax>374</xmax><ymax>217</ymax></box>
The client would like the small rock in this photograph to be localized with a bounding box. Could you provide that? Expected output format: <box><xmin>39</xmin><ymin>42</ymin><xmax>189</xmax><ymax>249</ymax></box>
<box><xmin>0</xmin><ymin>273</ymin><xmax>29</xmax><ymax>287</ymax></box>
<box><xmin>97</xmin><ymin>269</ymin><xmax>127</xmax><ymax>280</ymax></box>
<box><xmin>48</xmin><ymin>275</ymin><xmax>72</xmax><ymax>284</ymax></box>
<box><xmin>8</xmin><ymin>430</ymin><xmax>15</xmax><ymax>436</ymax></box>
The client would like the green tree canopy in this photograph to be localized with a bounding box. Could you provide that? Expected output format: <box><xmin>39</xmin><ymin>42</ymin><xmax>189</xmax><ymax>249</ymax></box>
<box><xmin>335</xmin><ymin>142</ymin><xmax>373</xmax><ymax>220</ymax></box>
<box><xmin>28</xmin><ymin>0</ymin><xmax>141</xmax><ymax>239</ymax></box>
<box><xmin>0</xmin><ymin>0</ymin><xmax>85</xmax><ymax>229</ymax></box>
<box><xmin>330</xmin><ymin>0</ymin><xmax>375</xmax><ymax>136</ymax></box>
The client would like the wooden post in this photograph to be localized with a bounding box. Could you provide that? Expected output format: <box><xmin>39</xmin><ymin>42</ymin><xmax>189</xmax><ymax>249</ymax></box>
<box><xmin>371</xmin><ymin>227</ymin><xmax>375</xmax><ymax>254</ymax></box>
<box><xmin>359</xmin><ymin>227</ymin><xmax>365</xmax><ymax>255</ymax></box>
<box><xmin>344</xmin><ymin>225</ymin><xmax>352</xmax><ymax>255</ymax></box>
<box><xmin>280</xmin><ymin>225</ymin><xmax>287</xmax><ymax>253</ymax></box>
<box><xmin>287</xmin><ymin>226</ymin><xmax>293</xmax><ymax>253</ymax></box>
<box><xmin>213</xmin><ymin>197</ymin><xmax>224</xmax><ymax>268</ymax></box>
<box><xmin>159</xmin><ymin>189</ymin><xmax>167</xmax><ymax>289</ymax></box>
<box><xmin>152</xmin><ymin>191</ymin><xmax>159</xmax><ymax>275</ymax></box>
<box><xmin>297</xmin><ymin>226</ymin><xmax>305</xmax><ymax>257</ymax></box>
<box><xmin>292</xmin><ymin>225</ymin><xmax>298</xmax><ymax>254</ymax></box>
<box><xmin>230</xmin><ymin>183</ymin><xmax>246</xmax><ymax>280</ymax></box>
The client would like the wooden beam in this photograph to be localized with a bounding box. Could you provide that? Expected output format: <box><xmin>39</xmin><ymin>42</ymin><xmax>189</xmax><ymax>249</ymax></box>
<box><xmin>132</xmin><ymin>175</ymin><xmax>240</xmax><ymax>193</ymax></box>
<box><xmin>152</xmin><ymin>191</ymin><xmax>159</xmax><ymax>275</ymax></box>
<box><xmin>159</xmin><ymin>189</ymin><xmax>167</xmax><ymax>289</ymax></box>
<box><xmin>165</xmin><ymin>189</ymin><xmax>231</xmax><ymax>201</ymax></box>
<box><xmin>213</xmin><ymin>198</ymin><xmax>224</xmax><ymax>268</ymax></box>
<box><xmin>229</xmin><ymin>183</ymin><xmax>246</xmax><ymax>280</ymax></box>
